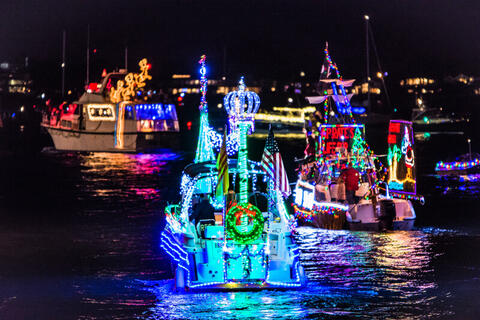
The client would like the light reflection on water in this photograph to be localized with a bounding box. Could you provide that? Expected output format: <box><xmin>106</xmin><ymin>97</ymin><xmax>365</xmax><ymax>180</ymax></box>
<box><xmin>127</xmin><ymin>228</ymin><xmax>453</xmax><ymax>320</ymax></box>
<box><xmin>432</xmin><ymin>173</ymin><xmax>480</xmax><ymax>197</ymax></box>
<box><xmin>2</xmin><ymin>150</ymin><xmax>479</xmax><ymax>319</ymax></box>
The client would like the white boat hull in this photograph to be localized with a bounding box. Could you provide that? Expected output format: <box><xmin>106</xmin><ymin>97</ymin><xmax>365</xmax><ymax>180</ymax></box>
<box><xmin>45</xmin><ymin>126</ymin><xmax>179</xmax><ymax>152</ymax></box>
<box><xmin>346</xmin><ymin>198</ymin><xmax>416</xmax><ymax>231</ymax></box>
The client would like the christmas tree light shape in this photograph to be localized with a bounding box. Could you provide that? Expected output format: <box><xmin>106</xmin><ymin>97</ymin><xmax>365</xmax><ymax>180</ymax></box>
<box><xmin>350</xmin><ymin>126</ymin><xmax>366</xmax><ymax>168</ymax></box>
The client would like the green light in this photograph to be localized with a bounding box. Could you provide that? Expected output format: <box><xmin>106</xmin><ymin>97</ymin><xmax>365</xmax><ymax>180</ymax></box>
<box><xmin>226</xmin><ymin>203</ymin><xmax>264</xmax><ymax>244</ymax></box>
<box><xmin>423</xmin><ymin>116</ymin><xmax>429</xmax><ymax>123</ymax></box>
<box><xmin>424</xmin><ymin>132</ymin><xmax>431</xmax><ymax>138</ymax></box>
<box><xmin>238</xmin><ymin>122</ymin><xmax>250</xmax><ymax>204</ymax></box>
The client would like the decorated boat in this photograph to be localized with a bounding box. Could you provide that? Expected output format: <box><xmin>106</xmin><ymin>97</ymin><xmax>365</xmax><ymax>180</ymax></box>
<box><xmin>435</xmin><ymin>153</ymin><xmax>480</xmax><ymax>176</ymax></box>
<box><xmin>161</xmin><ymin>56</ymin><xmax>306</xmax><ymax>291</ymax></box>
<box><xmin>41</xmin><ymin>59</ymin><xmax>179</xmax><ymax>152</ymax></box>
<box><xmin>292</xmin><ymin>45</ymin><xmax>423</xmax><ymax>231</ymax></box>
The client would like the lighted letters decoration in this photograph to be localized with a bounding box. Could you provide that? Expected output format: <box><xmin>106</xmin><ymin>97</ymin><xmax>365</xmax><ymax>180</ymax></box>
<box><xmin>320</xmin><ymin>124</ymin><xmax>365</xmax><ymax>155</ymax></box>
<box><xmin>110</xmin><ymin>58</ymin><xmax>152</xmax><ymax>103</ymax></box>
<box><xmin>387</xmin><ymin>120</ymin><xmax>416</xmax><ymax>195</ymax></box>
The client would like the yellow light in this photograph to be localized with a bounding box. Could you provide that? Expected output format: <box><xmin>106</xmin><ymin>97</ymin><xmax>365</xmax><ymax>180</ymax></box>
<box><xmin>115</xmin><ymin>104</ymin><xmax>125</xmax><ymax>149</ymax></box>
<box><xmin>171</xmin><ymin>74</ymin><xmax>191</xmax><ymax>79</ymax></box>
<box><xmin>87</xmin><ymin>104</ymin><xmax>116</xmax><ymax>121</ymax></box>
<box><xmin>376</xmin><ymin>72</ymin><xmax>382</xmax><ymax>78</ymax></box>
<box><xmin>110</xmin><ymin>58</ymin><xmax>152</xmax><ymax>103</ymax></box>
<box><xmin>251</xmin><ymin>132</ymin><xmax>305</xmax><ymax>139</ymax></box>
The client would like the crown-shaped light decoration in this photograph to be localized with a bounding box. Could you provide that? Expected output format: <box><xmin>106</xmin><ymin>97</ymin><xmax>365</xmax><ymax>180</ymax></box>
<box><xmin>224</xmin><ymin>77</ymin><xmax>260</xmax><ymax>133</ymax></box>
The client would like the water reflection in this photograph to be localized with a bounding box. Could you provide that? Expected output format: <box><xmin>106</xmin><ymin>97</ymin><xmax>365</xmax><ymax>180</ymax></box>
<box><xmin>433</xmin><ymin>173</ymin><xmax>480</xmax><ymax>197</ymax></box>
<box><xmin>131</xmin><ymin>228</ymin><xmax>448</xmax><ymax>319</ymax></box>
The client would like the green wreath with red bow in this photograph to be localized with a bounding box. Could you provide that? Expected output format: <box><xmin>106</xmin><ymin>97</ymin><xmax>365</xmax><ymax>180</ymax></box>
<box><xmin>226</xmin><ymin>203</ymin><xmax>264</xmax><ymax>244</ymax></box>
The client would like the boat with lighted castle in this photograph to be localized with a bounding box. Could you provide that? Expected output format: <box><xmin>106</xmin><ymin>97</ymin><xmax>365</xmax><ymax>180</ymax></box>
<box><xmin>292</xmin><ymin>45</ymin><xmax>423</xmax><ymax>231</ymax></box>
<box><xmin>41</xmin><ymin>59</ymin><xmax>179</xmax><ymax>152</ymax></box>
<box><xmin>161</xmin><ymin>56</ymin><xmax>306</xmax><ymax>291</ymax></box>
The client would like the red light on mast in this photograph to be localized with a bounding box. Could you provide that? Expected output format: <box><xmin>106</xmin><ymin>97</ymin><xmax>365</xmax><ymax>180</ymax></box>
<box><xmin>187</xmin><ymin>121</ymin><xmax>192</xmax><ymax>130</ymax></box>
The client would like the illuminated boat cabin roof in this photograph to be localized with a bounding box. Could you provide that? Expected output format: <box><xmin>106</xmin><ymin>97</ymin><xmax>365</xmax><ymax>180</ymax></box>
<box><xmin>183</xmin><ymin>160</ymin><xmax>265</xmax><ymax>179</ymax></box>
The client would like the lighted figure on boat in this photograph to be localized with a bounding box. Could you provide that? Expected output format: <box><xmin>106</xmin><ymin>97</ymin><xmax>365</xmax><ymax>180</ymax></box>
<box><xmin>161</xmin><ymin>57</ymin><xmax>305</xmax><ymax>290</ymax></box>
<box><xmin>293</xmin><ymin>45</ymin><xmax>423</xmax><ymax>231</ymax></box>
<box><xmin>41</xmin><ymin>58</ymin><xmax>179</xmax><ymax>152</ymax></box>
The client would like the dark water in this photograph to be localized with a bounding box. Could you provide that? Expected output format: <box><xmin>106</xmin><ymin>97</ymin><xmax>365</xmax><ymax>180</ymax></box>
<box><xmin>1</xmin><ymin>132</ymin><xmax>480</xmax><ymax>319</ymax></box>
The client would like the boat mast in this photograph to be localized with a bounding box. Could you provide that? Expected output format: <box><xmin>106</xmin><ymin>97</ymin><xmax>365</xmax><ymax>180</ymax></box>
<box><xmin>365</xmin><ymin>15</ymin><xmax>370</xmax><ymax>112</ymax></box>
<box><xmin>61</xmin><ymin>30</ymin><xmax>66</xmax><ymax>97</ymax></box>
<box><xmin>124</xmin><ymin>46</ymin><xmax>128</xmax><ymax>71</ymax></box>
<box><xmin>86</xmin><ymin>24</ymin><xmax>90</xmax><ymax>86</ymax></box>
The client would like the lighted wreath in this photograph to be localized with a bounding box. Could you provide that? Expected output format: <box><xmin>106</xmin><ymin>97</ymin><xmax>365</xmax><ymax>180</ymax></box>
<box><xmin>226</xmin><ymin>203</ymin><xmax>264</xmax><ymax>244</ymax></box>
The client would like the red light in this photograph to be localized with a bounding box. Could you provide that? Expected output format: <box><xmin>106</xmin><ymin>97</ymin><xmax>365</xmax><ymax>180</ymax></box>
<box><xmin>389</xmin><ymin>122</ymin><xmax>400</xmax><ymax>133</ymax></box>
<box><xmin>388</xmin><ymin>134</ymin><xmax>397</xmax><ymax>144</ymax></box>
<box><xmin>88</xmin><ymin>83</ymin><xmax>99</xmax><ymax>92</ymax></box>
<box><xmin>187</xmin><ymin>121</ymin><xmax>192</xmax><ymax>130</ymax></box>
<box><xmin>177</xmin><ymin>96</ymin><xmax>183</xmax><ymax>102</ymax></box>
<box><xmin>147</xmin><ymin>63</ymin><xmax>152</xmax><ymax>70</ymax></box>
<box><xmin>93</xmin><ymin>49</ymin><xmax>97</xmax><ymax>53</ymax></box>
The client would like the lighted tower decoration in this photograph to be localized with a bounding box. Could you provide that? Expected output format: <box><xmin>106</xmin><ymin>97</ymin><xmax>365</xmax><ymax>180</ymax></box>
<box><xmin>224</xmin><ymin>77</ymin><xmax>260</xmax><ymax>204</ymax></box>
<box><xmin>194</xmin><ymin>55</ymin><xmax>215</xmax><ymax>163</ymax></box>
<box><xmin>224</xmin><ymin>78</ymin><xmax>264</xmax><ymax>245</ymax></box>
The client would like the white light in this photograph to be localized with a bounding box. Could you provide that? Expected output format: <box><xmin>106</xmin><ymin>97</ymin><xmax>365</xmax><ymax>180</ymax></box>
<box><xmin>61</xmin><ymin>62</ymin><xmax>65</xmax><ymax>68</ymax></box>
<box><xmin>41</xmin><ymin>93</ymin><xmax>45</xmax><ymax>99</ymax></box>
<box><xmin>300</xmin><ymin>71</ymin><xmax>305</xmax><ymax>77</ymax></box>
<box><xmin>364</xmin><ymin>15</ymin><xmax>370</xmax><ymax>20</ymax></box>
<box><xmin>217</xmin><ymin>103</ymin><xmax>222</xmax><ymax>109</ymax></box>
<box><xmin>20</xmin><ymin>106</ymin><xmax>24</xmax><ymax>112</ymax></box>
<box><xmin>288</xmin><ymin>98</ymin><xmax>293</xmax><ymax>103</ymax></box>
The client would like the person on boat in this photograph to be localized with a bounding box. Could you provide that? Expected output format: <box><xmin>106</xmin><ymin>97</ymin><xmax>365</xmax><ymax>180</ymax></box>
<box><xmin>304</xmin><ymin>134</ymin><xmax>317</xmax><ymax>157</ymax></box>
<box><xmin>190</xmin><ymin>193</ymin><xmax>215</xmax><ymax>225</ymax></box>
<box><xmin>339</xmin><ymin>163</ymin><xmax>360</xmax><ymax>205</ymax></box>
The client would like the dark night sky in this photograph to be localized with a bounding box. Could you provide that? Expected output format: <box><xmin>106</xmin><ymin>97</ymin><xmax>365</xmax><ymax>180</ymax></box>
<box><xmin>1</xmin><ymin>0</ymin><xmax>480</xmax><ymax>86</ymax></box>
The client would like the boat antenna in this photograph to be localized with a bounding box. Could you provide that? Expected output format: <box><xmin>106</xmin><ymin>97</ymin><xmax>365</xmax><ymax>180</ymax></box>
<box><xmin>86</xmin><ymin>24</ymin><xmax>90</xmax><ymax>86</ymax></box>
<box><xmin>61</xmin><ymin>29</ymin><xmax>66</xmax><ymax>97</ymax></box>
<box><xmin>368</xmin><ymin>18</ymin><xmax>392</xmax><ymax>109</ymax></box>
<box><xmin>364</xmin><ymin>15</ymin><xmax>370</xmax><ymax>112</ymax></box>
<box><xmin>124</xmin><ymin>46</ymin><xmax>128</xmax><ymax>71</ymax></box>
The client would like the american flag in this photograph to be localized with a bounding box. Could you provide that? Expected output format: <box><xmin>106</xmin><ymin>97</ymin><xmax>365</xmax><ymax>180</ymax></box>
<box><xmin>261</xmin><ymin>127</ymin><xmax>291</xmax><ymax>197</ymax></box>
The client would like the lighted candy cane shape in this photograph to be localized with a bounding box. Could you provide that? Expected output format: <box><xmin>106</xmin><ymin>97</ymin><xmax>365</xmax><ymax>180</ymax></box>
<box><xmin>224</xmin><ymin>77</ymin><xmax>260</xmax><ymax>204</ymax></box>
